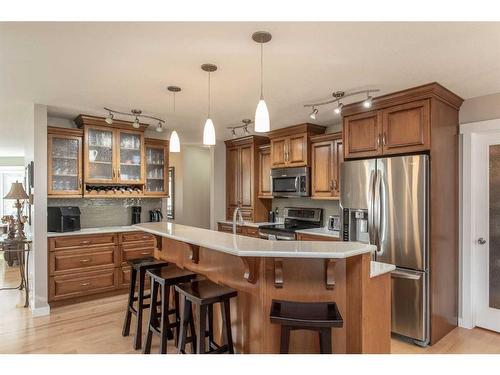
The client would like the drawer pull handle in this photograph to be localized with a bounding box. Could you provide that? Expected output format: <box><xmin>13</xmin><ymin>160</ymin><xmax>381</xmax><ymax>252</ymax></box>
<box><xmin>80</xmin><ymin>282</ymin><xmax>91</xmax><ymax>286</ymax></box>
<box><xmin>141</xmin><ymin>252</ymin><xmax>151</xmax><ymax>255</ymax></box>
<box><xmin>142</xmin><ymin>236</ymin><xmax>150</xmax><ymax>239</ymax></box>
<box><xmin>79</xmin><ymin>258</ymin><xmax>92</xmax><ymax>263</ymax></box>
<box><xmin>80</xmin><ymin>241</ymin><xmax>91</xmax><ymax>245</ymax></box>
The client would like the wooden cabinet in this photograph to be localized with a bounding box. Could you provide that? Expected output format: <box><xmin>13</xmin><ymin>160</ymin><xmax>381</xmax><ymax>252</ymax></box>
<box><xmin>48</xmin><ymin>230</ymin><xmax>157</xmax><ymax>304</ymax></box>
<box><xmin>47</xmin><ymin>127</ymin><xmax>83</xmax><ymax>197</ymax></box>
<box><xmin>343</xmin><ymin>99</ymin><xmax>430</xmax><ymax>159</ymax></box>
<box><xmin>296</xmin><ymin>233</ymin><xmax>339</xmax><ymax>241</ymax></box>
<box><xmin>225</xmin><ymin>136</ymin><xmax>271</xmax><ymax>222</ymax></box>
<box><xmin>268</xmin><ymin>123</ymin><xmax>326</xmax><ymax>169</ymax></box>
<box><xmin>144</xmin><ymin>138</ymin><xmax>169</xmax><ymax>196</ymax></box>
<box><xmin>258</xmin><ymin>144</ymin><xmax>272</xmax><ymax>198</ymax></box>
<box><xmin>217</xmin><ymin>223</ymin><xmax>260</xmax><ymax>238</ymax></box>
<box><xmin>311</xmin><ymin>132</ymin><xmax>342</xmax><ymax>199</ymax></box>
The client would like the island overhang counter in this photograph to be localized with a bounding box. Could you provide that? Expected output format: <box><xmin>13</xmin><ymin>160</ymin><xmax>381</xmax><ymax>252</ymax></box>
<box><xmin>135</xmin><ymin>222</ymin><xmax>393</xmax><ymax>354</ymax></box>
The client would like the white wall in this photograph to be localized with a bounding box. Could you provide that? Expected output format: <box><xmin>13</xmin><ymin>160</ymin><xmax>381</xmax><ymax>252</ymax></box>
<box><xmin>210</xmin><ymin>143</ymin><xmax>226</xmax><ymax>229</ymax></box>
<box><xmin>460</xmin><ymin>92</ymin><xmax>500</xmax><ymax>124</ymax></box>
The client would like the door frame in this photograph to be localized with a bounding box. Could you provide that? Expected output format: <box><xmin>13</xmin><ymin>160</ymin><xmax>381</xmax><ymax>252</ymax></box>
<box><xmin>460</xmin><ymin>118</ymin><xmax>500</xmax><ymax>330</ymax></box>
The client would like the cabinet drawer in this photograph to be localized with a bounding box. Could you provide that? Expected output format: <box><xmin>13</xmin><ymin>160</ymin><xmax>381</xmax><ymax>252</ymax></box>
<box><xmin>121</xmin><ymin>245</ymin><xmax>155</xmax><ymax>263</ymax></box>
<box><xmin>121</xmin><ymin>231</ymin><xmax>155</xmax><ymax>244</ymax></box>
<box><xmin>297</xmin><ymin>233</ymin><xmax>339</xmax><ymax>241</ymax></box>
<box><xmin>49</xmin><ymin>234</ymin><xmax>116</xmax><ymax>250</ymax></box>
<box><xmin>50</xmin><ymin>246</ymin><xmax>116</xmax><ymax>275</ymax></box>
<box><xmin>226</xmin><ymin>207</ymin><xmax>253</xmax><ymax>221</ymax></box>
<box><xmin>243</xmin><ymin>226</ymin><xmax>260</xmax><ymax>238</ymax></box>
<box><xmin>49</xmin><ymin>269</ymin><xmax>117</xmax><ymax>302</ymax></box>
<box><xmin>119</xmin><ymin>266</ymin><xmax>151</xmax><ymax>289</ymax></box>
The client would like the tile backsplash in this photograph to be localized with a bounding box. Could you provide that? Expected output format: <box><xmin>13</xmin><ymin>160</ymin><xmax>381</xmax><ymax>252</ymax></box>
<box><xmin>271</xmin><ymin>198</ymin><xmax>340</xmax><ymax>226</ymax></box>
<box><xmin>48</xmin><ymin>198</ymin><xmax>165</xmax><ymax>228</ymax></box>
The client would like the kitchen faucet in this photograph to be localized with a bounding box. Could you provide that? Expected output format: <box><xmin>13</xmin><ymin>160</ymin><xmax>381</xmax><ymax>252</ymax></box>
<box><xmin>232</xmin><ymin>205</ymin><xmax>244</xmax><ymax>234</ymax></box>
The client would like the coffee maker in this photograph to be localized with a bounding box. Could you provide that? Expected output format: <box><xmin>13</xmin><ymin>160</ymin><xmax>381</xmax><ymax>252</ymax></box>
<box><xmin>131</xmin><ymin>206</ymin><xmax>141</xmax><ymax>225</ymax></box>
<box><xmin>149</xmin><ymin>209</ymin><xmax>163</xmax><ymax>222</ymax></box>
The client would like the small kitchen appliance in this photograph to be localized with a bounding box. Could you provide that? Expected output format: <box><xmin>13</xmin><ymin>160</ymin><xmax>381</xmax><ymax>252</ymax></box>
<box><xmin>327</xmin><ymin>215</ymin><xmax>341</xmax><ymax>231</ymax></box>
<box><xmin>149</xmin><ymin>209</ymin><xmax>163</xmax><ymax>222</ymax></box>
<box><xmin>271</xmin><ymin>167</ymin><xmax>309</xmax><ymax>197</ymax></box>
<box><xmin>48</xmin><ymin>206</ymin><xmax>81</xmax><ymax>233</ymax></box>
<box><xmin>258</xmin><ymin>207</ymin><xmax>322</xmax><ymax>240</ymax></box>
<box><xmin>131</xmin><ymin>206</ymin><xmax>141</xmax><ymax>225</ymax></box>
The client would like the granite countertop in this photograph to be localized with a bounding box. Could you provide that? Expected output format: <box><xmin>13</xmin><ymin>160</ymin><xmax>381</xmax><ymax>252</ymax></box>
<box><xmin>134</xmin><ymin>222</ymin><xmax>376</xmax><ymax>259</ymax></box>
<box><xmin>295</xmin><ymin>227</ymin><xmax>340</xmax><ymax>238</ymax></box>
<box><xmin>370</xmin><ymin>261</ymin><xmax>396</xmax><ymax>278</ymax></box>
<box><xmin>47</xmin><ymin>225</ymin><xmax>142</xmax><ymax>237</ymax></box>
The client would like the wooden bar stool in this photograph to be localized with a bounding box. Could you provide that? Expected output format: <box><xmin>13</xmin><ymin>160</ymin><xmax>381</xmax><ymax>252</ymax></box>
<box><xmin>269</xmin><ymin>300</ymin><xmax>343</xmax><ymax>354</ymax></box>
<box><xmin>122</xmin><ymin>257</ymin><xmax>169</xmax><ymax>350</ymax></box>
<box><xmin>142</xmin><ymin>264</ymin><xmax>198</xmax><ymax>354</ymax></box>
<box><xmin>175</xmin><ymin>279</ymin><xmax>238</xmax><ymax>354</ymax></box>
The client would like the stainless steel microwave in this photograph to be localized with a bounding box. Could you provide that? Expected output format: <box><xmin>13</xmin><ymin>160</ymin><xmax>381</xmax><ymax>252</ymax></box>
<box><xmin>271</xmin><ymin>167</ymin><xmax>309</xmax><ymax>197</ymax></box>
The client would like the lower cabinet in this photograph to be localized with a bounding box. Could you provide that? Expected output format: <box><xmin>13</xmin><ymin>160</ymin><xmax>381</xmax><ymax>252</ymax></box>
<box><xmin>48</xmin><ymin>231</ymin><xmax>156</xmax><ymax>303</ymax></box>
<box><xmin>217</xmin><ymin>223</ymin><xmax>260</xmax><ymax>238</ymax></box>
<box><xmin>296</xmin><ymin>233</ymin><xmax>339</xmax><ymax>241</ymax></box>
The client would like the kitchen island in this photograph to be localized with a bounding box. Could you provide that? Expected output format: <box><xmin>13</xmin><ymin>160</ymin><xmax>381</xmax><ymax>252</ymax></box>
<box><xmin>135</xmin><ymin>222</ymin><xmax>394</xmax><ymax>354</ymax></box>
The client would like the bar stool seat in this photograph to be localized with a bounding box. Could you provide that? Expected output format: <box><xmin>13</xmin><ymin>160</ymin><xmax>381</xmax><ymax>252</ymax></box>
<box><xmin>142</xmin><ymin>264</ymin><xmax>198</xmax><ymax>354</ymax></box>
<box><xmin>175</xmin><ymin>279</ymin><xmax>238</xmax><ymax>354</ymax></box>
<box><xmin>122</xmin><ymin>257</ymin><xmax>169</xmax><ymax>350</ymax></box>
<box><xmin>270</xmin><ymin>300</ymin><xmax>343</xmax><ymax>354</ymax></box>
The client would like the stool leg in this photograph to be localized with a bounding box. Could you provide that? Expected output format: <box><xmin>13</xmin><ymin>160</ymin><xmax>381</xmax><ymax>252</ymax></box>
<box><xmin>133</xmin><ymin>269</ymin><xmax>146</xmax><ymax>350</ymax></box>
<box><xmin>188</xmin><ymin>302</ymin><xmax>197</xmax><ymax>354</ymax></box>
<box><xmin>174</xmin><ymin>289</ymin><xmax>180</xmax><ymax>347</ymax></box>
<box><xmin>122</xmin><ymin>268</ymin><xmax>137</xmax><ymax>337</ymax></box>
<box><xmin>196</xmin><ymin>304</ymin><xmax>207</xmax><ymax>354</ymax></box>
<box><xmin>221</xmin><ymin>300</ymin><xmax>234</xmax><ymax>354</ymax></box>
<box><xmin>207</xmin><ymin>304</ymin><xmax>215</xmax><ymax>350</ymax></box>
<box><xmin>159</xmin><ymin>283</ymin><xmax>170</xmax><ymax>354</ymax></box>
<box><xmin>280</xmin><ymin>326</ymin><xmax>291</xmax><ymax>354</ymax></box>
<box><xmin>142</xmin><ymin>279</ymin><xmax>159</xmax><ymax>354</ymax></box>
<box><xmin>319</xmin><ymin>328</ymin><xmax>332</xmax><ymax>354</ymax></box>
<box><xmin>178</xmin><ymin>297</ymin><xmax>192</xmax><ymax>354</ymax></box>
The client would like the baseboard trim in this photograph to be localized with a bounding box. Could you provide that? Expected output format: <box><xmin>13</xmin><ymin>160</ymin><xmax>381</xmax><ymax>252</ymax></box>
<box><xmin>31</xmin><ymin>304</ymin><xmax>50</xmax><ymax>317</ymax></box>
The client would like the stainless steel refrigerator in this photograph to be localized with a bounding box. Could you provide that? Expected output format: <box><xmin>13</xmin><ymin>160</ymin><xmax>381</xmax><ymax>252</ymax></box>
<box><xmin>340</xmin><ymin>154</ymin><xmax>429</xmax><ymax>345</ymax></box>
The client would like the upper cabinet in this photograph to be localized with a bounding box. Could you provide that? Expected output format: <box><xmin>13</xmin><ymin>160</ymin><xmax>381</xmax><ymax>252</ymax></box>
<box><xmin>225</xmin><ymin>136</ymin><xmax>271</xmax><ymax>222</ymax></box>
<box><xmin>310</xmin><ymin>132</ymin><xmax>342</xmax><ymax>199</ymax></box>
<box><xmin>258</xmin><ymin>144</ymin><xmax>272</xmax><ymax>198</ymax></box>
<box><xmin>144</xmin><ymin>138</ymin><xmax>169</xmax><ymax>197</ymax></box>
<box><xmin>47</xmin><ymin>127</ymin><xmax>83</xmax><ymax>197</ymax></box>
<box><xmin>343</xmin><ymin>111</ymin><xmax>382</xmax><ymax>159</ymax></box>
<box><xmin>268</xmin><ymin>123</ymin><xmax>326</xmax><ymax>168</ymax></box>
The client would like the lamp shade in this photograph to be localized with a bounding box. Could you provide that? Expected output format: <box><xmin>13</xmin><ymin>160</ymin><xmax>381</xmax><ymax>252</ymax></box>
<box><xmin>254</xmin><ymin>99</ymin><xmax>270</xmax><ymax>132</ymax></box>
<box><xmin>169</xmin><ymin>130</ymin><xmax>181</xmax><ymax>153</ymax></box>
<box><xmin>203</xmin><ymin>118</ymin><xmax>216</xmax><ymax>146</ymax></box>
<box><xmin>3</xmin><ymin>181</ymin><xmax>28</xmax><ymax>200</ymax></box>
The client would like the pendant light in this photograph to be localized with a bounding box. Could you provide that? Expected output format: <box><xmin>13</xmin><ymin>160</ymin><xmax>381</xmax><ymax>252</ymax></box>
<box><xmin>252</xmin><ymin>31</ymin><xmax>272</xmax><ymax>133</ymax></box>
<box><xmin>201</xmin><ymin>63</ymin><xmax>217</xmax><ymax>145</ymax></box>
<box><xmin>167</xmin><ymin>86</ymin><xmax>182</xmax><ymax>153</ymax></box>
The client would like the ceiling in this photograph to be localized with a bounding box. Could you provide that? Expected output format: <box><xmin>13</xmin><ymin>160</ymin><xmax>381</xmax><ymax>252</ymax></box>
<box><xmin>0</xmin><ymin>22</ymin><xmax>499</xmax><ymax>154</ymax></box>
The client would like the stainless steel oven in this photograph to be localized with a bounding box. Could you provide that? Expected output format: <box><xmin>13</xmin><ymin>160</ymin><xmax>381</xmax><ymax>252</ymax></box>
<box><xmin>271</xmin><ymin>167</ymin><xmax>309</xmax><ymax>197</ymax></box>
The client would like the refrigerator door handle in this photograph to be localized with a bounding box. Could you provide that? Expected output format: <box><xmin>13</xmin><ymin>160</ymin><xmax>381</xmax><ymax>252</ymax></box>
<box><xmin>368</xmin><ymin>170</ymin><xmax>376</xmax><ymax>245</ymax></box>
<box><xmin>374</xmin><ymin>169</ymin><xmax>382</xmax><ymax>254</ymax></box>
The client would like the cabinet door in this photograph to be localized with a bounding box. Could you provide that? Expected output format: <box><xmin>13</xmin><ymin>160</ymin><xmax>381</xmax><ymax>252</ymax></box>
<box><xmin>271</xmin><ymin>137</ymin><xmax>287</xmax><ymax>168</ymax></box>
<box><xmin>84</xmin><ymin>126</ymin><xmax>115</xmax><ymax>183</ymax></box>
<box><xmin>287</xmin><ymin>133</ymin><xmax>308</xmax><ymax>167</ymax></box>
<box><xmin>333</xmin><ymin>139</ymin><xmax>343</xmax><ymax>198</ymax></box>
<box><xmin>117</xmin><ymin>130</ymin><xmax>144</xmax><ymax>184</ymax></box>
<box><xmin>382</xmin><ymin>100</ymin><xmax>430</xmax><ymax>155</ymax></box>
<box><xmin>226</xmin><ymin>147</ymin><xmax>240</xmax><ymax>207</ymax></box>
<box><xmin>145</xmin><ymin>144</ymin><xmax>168</xmax><ymax>196</ymax></box>
<box><xmin>48</xmin><ymin>134</ymin><xmax>82</xmax><ymax>196</ymax></box>
<box><xmin>343</xmin><ymin>111</ymin><xmax>382</xmax><ymax>159</ymax></box>
<box><xmin>239</xmin><ymin>145</ymin><xmax>253</xmax><ymax>208</ymax></box>
<box><xmin>311</xmin><ymin>140</ymin><xmax>334</xmax><ymax>198</ymax></box>
<box><xmin>258</xmin><ymin>146</ymin><xmax>272</xmax><ymax>197</ymax></box>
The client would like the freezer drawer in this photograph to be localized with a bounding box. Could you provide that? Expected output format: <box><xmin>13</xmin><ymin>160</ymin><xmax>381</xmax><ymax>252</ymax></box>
<box><xmin>391</xmin><ymin>268</ymin><xmax>428</xmax><ymax>344</ymax></box>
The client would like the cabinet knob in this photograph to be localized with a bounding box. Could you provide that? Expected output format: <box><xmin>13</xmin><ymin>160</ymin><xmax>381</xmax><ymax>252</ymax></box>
<box><xmin>80</xmin><ymin>240</ymin><xmax>91</xmax><ymax>245</ymax></box>
<box><xmin>80</xmin><ymin>282</ymin><xmax>91</xmax><ymax>287</ymax></box>
<box><xmin>79</xmin><ymin>258</ymin><xmax>92</xmax><ymax>263</ymax></box>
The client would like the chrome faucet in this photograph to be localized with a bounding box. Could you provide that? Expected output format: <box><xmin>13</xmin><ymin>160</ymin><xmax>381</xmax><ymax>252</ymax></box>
<box><xmin>232</xmin><ymin>205</ymin><xmax>244</xmax><ymax>234</ymax></box>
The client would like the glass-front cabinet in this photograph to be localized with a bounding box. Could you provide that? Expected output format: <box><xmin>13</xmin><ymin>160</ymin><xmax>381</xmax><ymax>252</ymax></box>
<box><xmin>47</xmin><ymin>128</ymin><xmax>83</xmax><ymax>196</ymax></box>
<box><xmin>144</xmin><ymin>139</ymin><xmax>169</xmax><ymax>196</ymax></box>
<box><xmin>84</xmin><ymin>126</ymin><xmax>144</xmax><ymax>184</ymax></box>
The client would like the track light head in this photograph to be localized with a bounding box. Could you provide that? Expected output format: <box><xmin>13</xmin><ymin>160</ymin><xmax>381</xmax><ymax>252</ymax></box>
<box><xmin>309</xmin><ymin>107</ymin><xmax>319</xmax><ymax>120</ymax></box>
<box><xmin>156</xmin><ymin>121</ymin><xmax>164</xmax><ymax>133</ymax></box>
<box><xmin>105</xmin><ymin>112</ymin><xmax>114</xmax><ymax>125</ymax></box>
<box><xmin>231</xmin><ymin>128</ymin><xmax>236</xmax><ymax>138</ymax></box>
<box><xmin>334</xmin><ymin>102</ymin><xmax>344</xmax><ymax>115</ymax></box>
<box><xmin>363</xmin><ymin>94</ymin><xmax>372</xmax><ymax>108</ymax></box>
<box><xmin>244</xmin><ymin>126</ymin><xmax>250</xmax><ymax>135</ymax></box>
<box><xmin>133</xmin><ymin>117</ymin><xmax>140</xmax><ymax>129</ymax></box>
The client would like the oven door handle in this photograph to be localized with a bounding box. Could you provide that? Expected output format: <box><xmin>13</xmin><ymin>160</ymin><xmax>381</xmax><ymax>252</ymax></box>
<box><xmin>294</xmin><ymin>176</ymin><xmax>299</xmax><ymax>192</ymax></box>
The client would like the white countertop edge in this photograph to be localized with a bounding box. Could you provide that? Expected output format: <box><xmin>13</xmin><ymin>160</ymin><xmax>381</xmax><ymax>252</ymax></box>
<box><xmin>370</xmin><ymin>261</ymin><xmax>396</xmax><ymax>278</ymax></box>
<box><xmin>294</xmin><ymin>227</ymin><xmax>340</xmax><ymax>238</ymax></box>
<box><xmin>47</xmin><ymin>225</ymin><xmax>142</xmax><ymax>237</ymax></box>
<box><xmin>217</xmin><ymin>220</ymin><xmax>275</xmax><ymax>228</ymax></box>
<box><xmin>135</xmin><ymin>223</ymin><xmax>376</xmax><ymax>259</ymax></box>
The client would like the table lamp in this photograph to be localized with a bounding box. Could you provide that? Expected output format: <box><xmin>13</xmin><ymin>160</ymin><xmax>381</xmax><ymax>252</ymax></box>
<box><xmin>3</xmin><ymin>181</ymin><xmax>29</xmax><ymax>240</ymax></box>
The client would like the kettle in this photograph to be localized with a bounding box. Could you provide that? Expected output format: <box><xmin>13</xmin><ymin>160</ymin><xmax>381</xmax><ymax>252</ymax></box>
<box><xmin>149</xmin><ymin>209</ymin><xmax>163</xmax><ymax>222</ymax></box>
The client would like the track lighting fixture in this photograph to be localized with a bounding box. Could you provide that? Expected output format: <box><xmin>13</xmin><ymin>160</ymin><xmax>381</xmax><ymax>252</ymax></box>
<box><xmin>303</xmin><ymin>89</ymin><xmax>379</xmax><ymax>116</ymax></box>
<box><xmin>201</xmin><ymin>64</ymin><xmax>217</xmax><ymax>146</ymax></box>
<box><xmin>244</xmin><ymin>126</ymin><xmax>250</xmax><ymax>135</ymax></box>
<box><xmin>167</xmin><ymin>86</ymin><xmax>182</xmax><ymax>153</ymax></box>
<box><xmin>253</xmin><ymin>31</ymin><xmax>272</xmax><ymax>133</ymax></box>
<box><xmin>309</xmin><ymin>107</ymin><xmax>319</xmax><ymax>120</ymax></box>
<box><xmin>156</xmin><ymin>121</ymin><xmax>164</xmax><ymax>133</ymax></box>
<box><xmin>226</xmin><ymin>119</ymin><xmax>254</xmax><ymax>138</ymax></box>
<box><xmin>231</xmin><ymin>128</ymin><xmax>237</xmax><ymax>138</ymax></box>
<box><xmin>103</xmin><ymin>107</ymin><xmax>165</xmax><ymax>130</ymax></box>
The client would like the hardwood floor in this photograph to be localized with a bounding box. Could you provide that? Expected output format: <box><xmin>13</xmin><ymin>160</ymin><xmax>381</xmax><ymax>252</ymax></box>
<box><xmin>1</xmin><ymin>258</ymin><xmax>499</xmax><ymax>354</ymax></box>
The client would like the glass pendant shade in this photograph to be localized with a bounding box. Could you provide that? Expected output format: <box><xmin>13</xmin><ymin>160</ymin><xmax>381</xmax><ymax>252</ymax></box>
<box><xmin>169</xmin><ymin>130</ymin><xmax>181</xmax><ymax>153</ymax></box>
<box><xmin>203</xmin><ymin>118</ymin><xmax>216</xmax><ymax>146</ymax></box>
<box><xmin>254</xmin><ymin>99</ymin><xmax>270</xmax><ymax>133</ymax></box>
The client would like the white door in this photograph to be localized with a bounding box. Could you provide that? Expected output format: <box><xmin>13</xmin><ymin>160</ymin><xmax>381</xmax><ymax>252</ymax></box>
<box><xmin>472</xmin><ymin>132</ymin><xmax>500</xmax><ymax>332</ymax></box>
